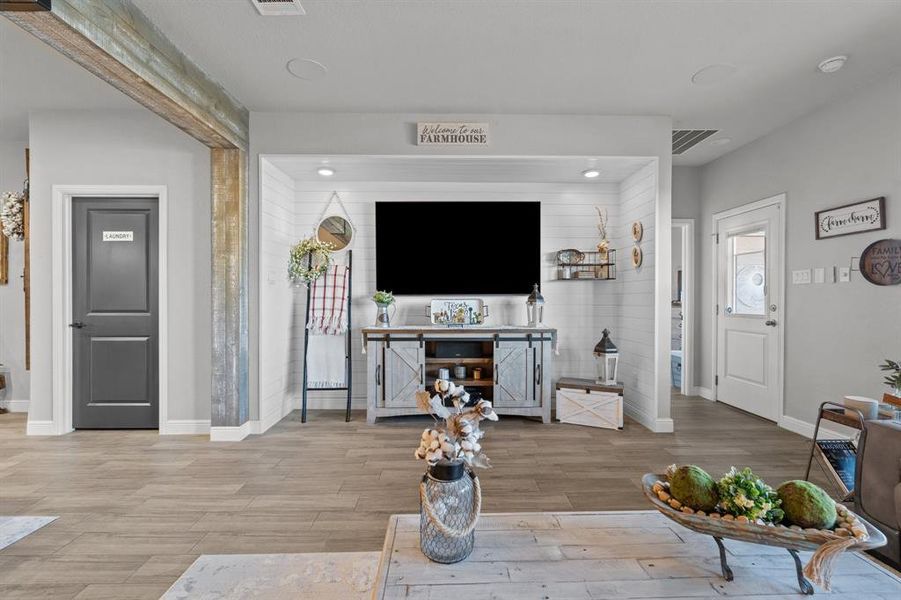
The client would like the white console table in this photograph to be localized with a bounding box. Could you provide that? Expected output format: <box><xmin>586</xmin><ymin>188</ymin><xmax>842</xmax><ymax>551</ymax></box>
<box><xmin>362</xmin><ymin>326</ymin><xmax>556</xmax><ymax>424</ymax></box>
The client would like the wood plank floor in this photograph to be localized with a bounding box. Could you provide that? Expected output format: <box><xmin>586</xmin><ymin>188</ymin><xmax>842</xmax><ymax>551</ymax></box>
<box><xmin>0</xmin><ymin>395</ymin><xmax>832</xmax><ymax>599</ymax></box>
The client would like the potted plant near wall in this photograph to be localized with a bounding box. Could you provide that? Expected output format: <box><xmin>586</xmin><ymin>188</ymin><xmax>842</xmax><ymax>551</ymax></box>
<box><xmin>372</xmin><ymin>290</ymin><xmax>395</xmax><ymax>327</ymax></box>
<box><xmin>880</xmin><ymin>359</ymin><xmax>901</xmax><ymax>406</ymax></box>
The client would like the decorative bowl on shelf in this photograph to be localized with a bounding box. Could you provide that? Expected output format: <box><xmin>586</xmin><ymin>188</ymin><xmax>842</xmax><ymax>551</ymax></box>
<box><xmin>556</xmin><ymin>249</ymin><xmax>584</xmax><ymax>265</ymax></box>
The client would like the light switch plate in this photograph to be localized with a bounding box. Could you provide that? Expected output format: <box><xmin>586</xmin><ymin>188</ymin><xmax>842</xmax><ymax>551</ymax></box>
<box><xmin>838</xmin><ymin>267</ymin><xmax>851</xmax><ymax>282</ymax></box>
<box><xmin>814</xmin><ymin>267</ymin><xmax>825</xmax><ymax>284</ymax></box>
<box><xmin>792</xmin><ymin>269</ymin><xmax>812</xmax><ymax>285</ymax></box>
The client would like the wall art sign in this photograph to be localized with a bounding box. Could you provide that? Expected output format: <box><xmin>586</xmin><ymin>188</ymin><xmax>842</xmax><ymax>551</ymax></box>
<box><xmin>417</xmin><ymin>122</ymin><xmax>488</xmax><ymax>146</ymax></box>
<box><xmin>102</xmin><ymin>231</ymin><xmax>134</xmax><ymax>242</ymax></box>
<box><xmin>815</xmin><ymin>197</ymin><xmax>885</xmax><ymax>240</ymax></box>
<box><xmin>859</xmin><ymin>238</ymin><xmax>901</xmax><ymax>286</ymax></box>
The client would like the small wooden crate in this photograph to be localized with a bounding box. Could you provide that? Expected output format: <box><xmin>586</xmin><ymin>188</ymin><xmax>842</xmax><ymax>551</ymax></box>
<box><xmin>556</xmin><ymin>377</ymin><xmax>623</xmax><ymax>429</ymax></box>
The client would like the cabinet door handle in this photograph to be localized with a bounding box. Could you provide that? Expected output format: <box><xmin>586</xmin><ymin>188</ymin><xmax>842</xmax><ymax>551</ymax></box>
<box><xmin>420</xmin><ymin>364</ymin><xmax>424</xmax><ymax>384</ymax></box>
<box><xmin>534</xmin><ymin>362</ymin><xmax>541</xmax><ymax>385</ymax></box>
<box><xmin>376</xmin><ymin>364</ymin><xmax>381</xmax><ymax>385</ymax></box>
<box><xmin>495</xmin><ymin>367</ymin><xmax>499</xmax><ymax>384</ymax></box>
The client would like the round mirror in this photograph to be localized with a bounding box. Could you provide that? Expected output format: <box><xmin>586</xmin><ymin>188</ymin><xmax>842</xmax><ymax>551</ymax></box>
<box><xmin>316</xmin><ymin>215</ymin><xmax>354</xmax><ymax>250</ymax></box>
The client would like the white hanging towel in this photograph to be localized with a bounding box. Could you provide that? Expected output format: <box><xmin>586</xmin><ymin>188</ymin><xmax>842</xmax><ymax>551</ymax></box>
<box><xmin>306</xmin><ymin>264</ymin><xmax>349</xmax><ymax>389</ymax></box>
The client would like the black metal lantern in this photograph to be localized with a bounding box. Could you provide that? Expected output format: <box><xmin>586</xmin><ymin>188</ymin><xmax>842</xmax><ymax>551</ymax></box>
<box><xmin>593</xmin><ymin>328</ymin><xmax>619</xmax><ymax>385</ymax></box>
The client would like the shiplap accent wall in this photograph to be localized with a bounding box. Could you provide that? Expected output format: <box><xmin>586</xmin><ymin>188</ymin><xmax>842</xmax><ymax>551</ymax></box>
<box><xmin>615</xmin><ymin>163</ymin><xmax>658</xmax><ymax>428</ymax></box>
<box><xmin>259</xmin><ymin>161</ymin><xmax>301</xmax><ymax>432</ymax></box>
<box><xmin>259</xmin><ymin>167</ymin><xmax>659</xmax><ymax>427</ymax></box>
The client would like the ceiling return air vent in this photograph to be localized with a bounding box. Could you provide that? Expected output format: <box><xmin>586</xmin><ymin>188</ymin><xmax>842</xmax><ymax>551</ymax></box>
<box><xmin>672</xmin><ymin>130</ymin><xmax>718</xmax><ymax>154</ymax></box>
<box><xmin>249</xmin><ymin>0</ymin><xmax>305</xmax><ymax>16</ymax></box>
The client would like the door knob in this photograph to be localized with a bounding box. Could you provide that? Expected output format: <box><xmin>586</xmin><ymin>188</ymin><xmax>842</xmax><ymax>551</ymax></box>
<box><xmin>764</xmin><ymin>319</ymin><xmax>777</xmax><ymax>327</ymax></box>
<box><xmin>69</xmin><ymin>322</ymin><xmax>86</xmax><ymax>329</ymax></box>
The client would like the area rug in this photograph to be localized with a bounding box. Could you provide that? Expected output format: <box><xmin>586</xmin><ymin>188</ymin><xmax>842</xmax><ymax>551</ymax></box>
<box><xmin>161</xmin><ymin>551</ymin><xmax>380</xmax><ymax>599</ymax></box>
<box><xmin>0</xmin><ymin>516</ymin><xmax>58</xmax><ymax>550</ymax></box>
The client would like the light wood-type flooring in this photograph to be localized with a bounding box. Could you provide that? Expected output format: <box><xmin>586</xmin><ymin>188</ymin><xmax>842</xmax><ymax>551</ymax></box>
<box><xmin>0</xmin><ymin>395</ymin><xmax>834</xmax><ymax>599</ymax></box>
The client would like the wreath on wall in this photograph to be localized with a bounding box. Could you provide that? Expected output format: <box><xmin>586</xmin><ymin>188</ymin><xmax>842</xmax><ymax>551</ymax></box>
<box><xmin>288</xmin><ymin>237</ymin><xmax>334</xmax><ymax>285</ymax></box>
<box><xmin>0</xmin><ymin>189</ymin><xmax>25</xmax><ymax>241</ymax></box>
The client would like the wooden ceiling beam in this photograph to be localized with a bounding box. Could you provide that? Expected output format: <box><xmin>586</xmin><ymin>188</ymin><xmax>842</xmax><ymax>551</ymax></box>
<box><xmin>2</xmin><ymin>0</ymin><xmax>248</xmax><ymax>150</ymax></box>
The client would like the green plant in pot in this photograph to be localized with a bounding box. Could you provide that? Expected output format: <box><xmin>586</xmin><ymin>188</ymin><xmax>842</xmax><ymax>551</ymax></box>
<box><xmin>372</xmin><ymin>290</ymin><xmax>395</xmax><ymax>327</ymax></box>
<box><xmin>880</xmin><ymin>359</ymin><xmax>901</xmax><ymax>402</ymax></box>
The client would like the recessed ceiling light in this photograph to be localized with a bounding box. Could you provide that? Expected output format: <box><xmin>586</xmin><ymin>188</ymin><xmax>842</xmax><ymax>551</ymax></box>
<box><xmin>709</xmin><ymin>137</ymin><xmax>732</xmax><ymax>147</ymax></box>
<box><xmin>287</xmin><ymin>58</ymin><xmax>328</xmax><ymax>80</ymax></box>
<box><xmin>691</xmin><ymin>64</ymin><xmax>738</xmax><ymax>85</ymax></box>
<box><xmin>582</xmin><ymin>169</ymin><xmax>601</xmax><ymax>179</ymax></box>
<box><xmin>317</xmin><ymin>167</ymin><xmax>335</xmax><ymax>177</ymax></box>
<box><xmin>817</xmin><ymin>55</ymin><xmax>847</xmax><ymax>74</ymax></box>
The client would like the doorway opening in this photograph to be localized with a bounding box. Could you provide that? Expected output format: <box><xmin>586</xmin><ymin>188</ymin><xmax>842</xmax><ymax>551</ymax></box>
<box><xmin>671</xmin><ymin>219</ymin><xmax>694</xmax><ymax>397</ymax></box>
<box><xmin>712</xmin><ymin>194</ymin><xmax>785</xmax><ymax>422</ymax></box>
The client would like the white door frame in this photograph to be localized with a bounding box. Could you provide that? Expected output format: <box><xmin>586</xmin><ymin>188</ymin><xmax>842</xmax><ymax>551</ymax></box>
<box><xmin>672</xmin><ymin>219</ymin><xmax>694</xmax><ymax>397</ymax></box>
<box><xmin>711</xmin><ymin>193</ymin><xmax>786</xmax><ymax>419</ymax></box>
<box><xmin>51</xmin><ymin>185</ymin><xmax>168</xmax><ymax>435</ymax></box>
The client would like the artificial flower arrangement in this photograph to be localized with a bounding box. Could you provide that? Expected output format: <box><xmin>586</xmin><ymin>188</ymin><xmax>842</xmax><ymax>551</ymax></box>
<box><xmin>716</xmin><ymin>466</ymin><xmax>784</xmax><ymax>523</ymax></box>
<box><xmin>414</xmin><ymin>379</ymin><xmax>498</xmax><ymax>470</ymax></box>
<box><xmin>0</xmin><ymin>190</ymin><xmax>25</xmax><ymax>241</ymax></box>
<box><xmin>372</xmin><ymin>290</ymin><xmax>395</xmax><ymax>306</ymax></box>
<box><xmin>288</xmin><ymin>237</ymin><xmax>334</xmax><ymax>285</ymax></box>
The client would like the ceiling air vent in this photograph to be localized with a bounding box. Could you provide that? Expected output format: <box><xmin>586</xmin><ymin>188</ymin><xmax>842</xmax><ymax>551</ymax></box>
<box><xmin>249</xmin><ymin>0</ymin><xmax>305</xmax><ymax>16</ymax></box>
<box><xmin>672</xmin><ymin>130</ymin><xmax>718</xmax><ymax>154</ymax></box>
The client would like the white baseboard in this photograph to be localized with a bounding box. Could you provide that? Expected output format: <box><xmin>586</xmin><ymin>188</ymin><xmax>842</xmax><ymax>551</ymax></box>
<box><xmin>0</xmin><ymin>399</ymin><xmax>29</xmax><ymax>412</ymax></box>
<box><xmin>26</xmin><ymin>420</ymin><xmax>57</xmax><ymax>436</ymax></box>
<box><xmin>210</xmin><ymin>420</ymin><xmax>253</xmax><ymax>442</ymax></box>
<box><xmin>623</xmin><ymin>399</ymin><xmax>656</xmax><ymax>432</ymax></box>
<box><xmin>161</xmin><ymin>419</ymin><xmax>210</xmax><ymax>435</ymax></box>
<box><xmin>778</xmin><ymin>415</ymin><xmax>851</xmax><ymax>440</ymax></box>
<box><xmin>655</xmin><ymin>417</ymin><xmax>675</xmax><ymax>433</ymax></box>
<box><xmin>694</xmin><ymin>386</ymin><xmax>714</xmax><ymax>400</ymax></box>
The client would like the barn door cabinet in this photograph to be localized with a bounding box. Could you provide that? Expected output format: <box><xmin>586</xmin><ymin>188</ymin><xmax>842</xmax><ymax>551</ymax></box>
<box><xmin>363</xmin><ymin>326</ymin><xmax>555</xmax><ymax>424</ymax></box>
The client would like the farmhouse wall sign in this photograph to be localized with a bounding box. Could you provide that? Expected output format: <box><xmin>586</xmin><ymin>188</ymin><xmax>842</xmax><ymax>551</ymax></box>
<box><xmin>815</xmin><ymin>196</ymin><xmax>885</xmax><ymax>240</ymax></box>
<box><xmin>859</xmin><ymin>238</ymin><xmax>901</xmax><ymax>286</ymax></box>
<box><xmin>417</xmin><ymin>122</ymin><xmax>488</xmax><ymax>146</ymax></box>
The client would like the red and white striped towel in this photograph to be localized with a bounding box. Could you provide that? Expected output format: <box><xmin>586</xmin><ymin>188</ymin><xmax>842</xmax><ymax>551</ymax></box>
<box><xmin>307</xmin><ymin>264</ymin><xmax>349</xmax><ymax>335</ymax></box>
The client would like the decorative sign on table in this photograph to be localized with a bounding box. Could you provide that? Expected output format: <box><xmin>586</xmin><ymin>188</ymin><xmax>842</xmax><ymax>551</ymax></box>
<box><xmin>859</xmin><ymin>238</ymin><xmax>901</xmax><ymax>286</ymax></box>
<box><xmin>815</xmin><ymin>197</ymin><xmax>885</xmax><ymax>240</ymax></box>
<box><xmin>427</xmin><ymin>298</ymin><xmax>488</xmax><ymax>327</ymax></box>
<box><xmin>417</xmin><ymin>122</ymin><xmax>488</xmax><ymax>146</ymax></box>
<box><xmin>815</xmin><ymin>439</ymin><xmax>857</xmax><ymax>496</ymax></box>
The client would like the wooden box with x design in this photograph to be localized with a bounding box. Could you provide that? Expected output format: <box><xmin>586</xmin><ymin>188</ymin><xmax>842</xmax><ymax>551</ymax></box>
<box><xmin>555</xmin><ymin>377</ymin><xmax>624</xmax><ymax>430</ymax></box>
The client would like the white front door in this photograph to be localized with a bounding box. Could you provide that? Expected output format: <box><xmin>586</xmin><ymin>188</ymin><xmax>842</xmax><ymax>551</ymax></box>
<box><xmin>715</xmin><ymin>200</ymin><xmax>783</xmax><ymax>421</ymax></box>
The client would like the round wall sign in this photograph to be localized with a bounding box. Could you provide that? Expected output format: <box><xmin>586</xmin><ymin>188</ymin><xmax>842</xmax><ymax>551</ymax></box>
<box><xmin>631</xmin><ymin>221</ymin><xmax>643</xmax><ymax>242</ymax></box>
<box><xmin>859</xmin><ymin>238</ymin><xmax>901</xmax><ymax>286</ymax></box>
<box><xmin>631</xmin><ymin>245</ymin><xmax>643</xmax><ymax>268</ymax></box>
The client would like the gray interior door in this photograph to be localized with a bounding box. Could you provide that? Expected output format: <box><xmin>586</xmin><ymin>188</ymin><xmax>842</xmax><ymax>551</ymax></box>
<box><xmin>72</xmin><ymin>197</ymin><xmax>159</xmax><ymax>429</ymax></box>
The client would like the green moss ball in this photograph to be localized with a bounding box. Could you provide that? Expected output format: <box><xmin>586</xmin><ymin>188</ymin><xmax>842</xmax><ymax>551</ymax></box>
<box><xmin>670</xmin><ymin>465</ymin><xmax>719</xmax><ymax>512</ymax></box>
<box><xmin>777</xmin><ymin>480</ymin><xmax>837</xmax><ymax>529</ymax></box>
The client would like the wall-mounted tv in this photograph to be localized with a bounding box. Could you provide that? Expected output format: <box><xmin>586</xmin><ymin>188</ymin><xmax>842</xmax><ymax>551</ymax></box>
<box><xmin>375</xmin><ymin>201</ymin><xmax>540</xmax><ymax>295</ymax></box>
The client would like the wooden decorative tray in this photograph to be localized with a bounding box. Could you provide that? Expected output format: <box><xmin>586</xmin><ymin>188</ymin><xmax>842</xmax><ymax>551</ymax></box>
<box><xmin>641</xmin><ymin>473</ymin><xmax>886</xmax><ymax>594</ymax></box>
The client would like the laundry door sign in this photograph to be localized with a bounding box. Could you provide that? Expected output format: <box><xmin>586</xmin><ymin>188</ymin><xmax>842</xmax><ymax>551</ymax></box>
<box><xmin>102</xmin><ymin>231</ymin><xmax>134</xmax><ymax>242</ymax></box>
<box><xmin>417</xmin><ymin>122</ymin><xmax>488</xmax><ymax>145</ymax></box>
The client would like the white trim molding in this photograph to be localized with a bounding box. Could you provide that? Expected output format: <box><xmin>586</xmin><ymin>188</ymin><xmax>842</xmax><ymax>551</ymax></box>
<box><xmin>0</xmin><ymin>399</ymin><xmax>30</xmax><ymax>413</ymax></box>
<box><xmin>694</xmin><ymin>386</ymin><xmax>714</xmax><ymax>400</ymax></box>
<box><xmin>210</xmin><ymin>420</ymin><xmax>253</xmax><ymax>442</ymax></box>
<box><xmin>25</xmin><ymin>420</ymin><xmax>57</xmax><ymax>436</ymax></box>
<box><xmin>161</xmin><ymin>420</ymin><xmax>211</xmax><ymax>435</ymax></box>
<box><xmin>49</xmin><ymin>185</ymin><xmax>169</xmax><ymax>436</ymax></box>
<box><xmin>779</xmin><ymin>414</ymin><xmax>851</xmax><ymax>441</ymax></box>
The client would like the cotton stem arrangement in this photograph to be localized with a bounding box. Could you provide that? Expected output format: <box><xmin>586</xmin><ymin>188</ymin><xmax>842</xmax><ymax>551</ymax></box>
<box><xmin>414</xmin><ymin>379</ymin><xmax>498</xmax><ymax>470</ymax></box>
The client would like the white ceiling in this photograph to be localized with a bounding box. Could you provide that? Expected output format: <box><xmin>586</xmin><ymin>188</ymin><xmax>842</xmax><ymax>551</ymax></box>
<box><xmin>0</xmin><ymin>17</ymin><xmax>138</xmax><ymax>141</ymax></box>
<box><xmin>265</xmin><ymin>155</ymin><xmax>654</xmax><ymax>184</ymax></box>
<box><xmin>130</xmin><ymin>0</ymin><xmax>901</xmax><ymax>166</ymax></box>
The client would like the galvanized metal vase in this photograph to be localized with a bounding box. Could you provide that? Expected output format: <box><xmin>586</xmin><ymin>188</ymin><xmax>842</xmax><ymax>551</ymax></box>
<box><xmin>419</xmin><ymin>460</ymin><xmax>481</xmax><ymax>564</ymax></box>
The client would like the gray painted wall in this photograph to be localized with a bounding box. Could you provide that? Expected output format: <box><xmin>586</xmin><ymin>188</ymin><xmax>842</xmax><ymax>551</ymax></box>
<box><xmin>694</xmin><ymin>72</ymin><xmax>901</xmax><ymax>424</ymax></box>
<box><xmin>28</xmin><ymin>110</ymin><xmax>212</xmax><ymax>425</ymax></box>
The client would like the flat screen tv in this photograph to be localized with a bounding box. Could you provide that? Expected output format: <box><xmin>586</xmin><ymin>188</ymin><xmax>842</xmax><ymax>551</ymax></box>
<box><xmin>375</xmin><ymin>201</ymin><xmax>540</xmax><ymax>295</ymax></box>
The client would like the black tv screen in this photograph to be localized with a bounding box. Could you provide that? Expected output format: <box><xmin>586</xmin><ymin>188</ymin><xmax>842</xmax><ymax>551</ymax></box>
<box><xmin>375</xmin><ymin>201</ymin><xmax>540</xmax><ymax>295</ymax></box>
